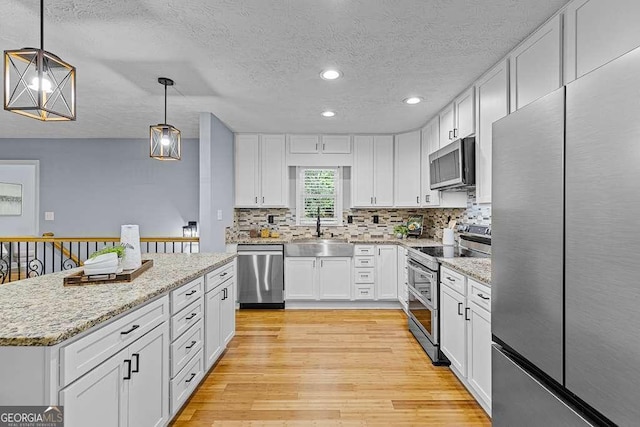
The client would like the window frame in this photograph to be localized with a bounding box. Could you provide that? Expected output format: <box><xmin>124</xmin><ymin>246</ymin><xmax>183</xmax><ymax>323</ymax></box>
<box><xmin>296</xmin><ymin>166</ymin><xmax>343</xmax><ymax>226</ymax></box>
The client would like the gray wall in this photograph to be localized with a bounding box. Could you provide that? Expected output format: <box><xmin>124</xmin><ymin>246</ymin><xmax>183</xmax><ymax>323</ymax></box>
<box><xmin>199</xmin><ymin>113</ymin><xmax>234</xmax><ymax>252</ymax></box>
<box><xmin>0</xmin><ymin>138</ymin><xmax>199</xmax><ymax>236</ymax></box>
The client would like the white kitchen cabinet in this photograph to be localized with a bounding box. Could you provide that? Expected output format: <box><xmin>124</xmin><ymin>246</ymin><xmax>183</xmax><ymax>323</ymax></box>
<box><xmin>284</xmin><ymin>257</ymin><xmax>317</xmax><ymax>300</ymax></box>
<box><xmin>564</xmin><ymin>0</ymin><xmax>640</xmax><ymax>83</ymax></box>
<box><xmin>60</xmin><ymin>324</ymin><xmax>170</xmax><ymax>427</ymax></box>
<box><xmin>467</xmin><ymin>300</ymin><xmax>492</xmax><ymax>411</ymax></box>
<box><xmin>234</xmin><ymin>134</ymin><xmax>260</xmax><ymax>207</ymax></box>
<box><xmin>352</xmin><ymin>135</ymin><xmax>393</xmax><ymax>207</ymax></box>
<box><xmin>440</xmin><ymin>285</ymin><xmax>467</xmax><ymax>376</ymax></box>
<box><xmin>396</xmin><ymin>246</ymin><xmax>408</xmax><ymax>311</ymax></box>
<box><xmin>509</xmin><ymin>14</ymin><xmax>562</xmax><ymax>112</ymax></box>
<box><xmin>475</xmin><ymin>59</ymin><xmax>509</xmax><ymax>204</ymax></box>
<box><xmin>376</xmin><ymin>246</ymin><xmax>398</xmax><ymax>300</ymax></box>
<box><xmin>318</xmin><ymin>258</ymin><xmax>352</xmax><ymax>300</ymax></box>
<box><xmin>321</xmin><ymin>135</ymin><xmax>352</xmax><ymax>154</ymax></box>
<box><xmin>421</xmin><ymin>119</ymin><xmax>441</xmax><ymax>207</ymax></box>
<box><xmin>286</xmin><ymin>257</ymin><xmax>351</xmax><ymax>301</ymax></box>
<box><xmin>204</xmin><ymin>287</ymin><xmax>223</xmax><ymax>369</ymax></box>
<box><xmin>454</xmin><ymin>87</ymin><xmax>475</xmax><ymax>139</ymax></box>
<box><xmin>288</xmin><ymin>135</ymin><xmax>320</xmax><ymax>154</ymax></box>
<box><xmin>439</xmin><ymin>103</ymin><xmax>455</xmax><ymax>144</ymax></box>
<box><xmin>235</xmin><ymin>134</ymin><xmax>287</xmax><ymax>207</ymax></box>
<box><xmin>394</xmin><ymin>130</ymin><xmax>422</xmax><ymax>207</ymax></box>
<box><xmin>221</xmin><ymin>279</ymin><xmax>236</xmax><ymax>345</ymax></box>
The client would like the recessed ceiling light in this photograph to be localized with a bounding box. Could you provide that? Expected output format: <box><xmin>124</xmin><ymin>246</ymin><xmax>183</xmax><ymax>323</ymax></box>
<box><xmin>320</xmin><ymin>69</ymin><xmax>342</xmax><ymax>80</ymax></box>
<box><xmin>403</xmin><ymin>97</ymin><xmax>423</xmax><ymax>105</ymax></box>
<box><xmin>321</xmin><ymin>110</ymin><xmax>336</xmax><ymax>117</ymax></box>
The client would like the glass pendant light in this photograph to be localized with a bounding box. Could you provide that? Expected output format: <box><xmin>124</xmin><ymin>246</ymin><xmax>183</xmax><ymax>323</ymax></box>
<box><xmin>4</xmin><ymin>0</ymin><xmax>76</xmax><ymax>121</ymax></box>
<box><xmin>150</xmin><ymin>77</ymin><xmax>181</xmax><ymax>161</ymax></box>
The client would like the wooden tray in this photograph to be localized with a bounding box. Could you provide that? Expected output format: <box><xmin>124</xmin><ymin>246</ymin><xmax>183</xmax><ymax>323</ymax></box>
<box><xmin>64</xmin><ymin>259</ymin><xmax>154</xmax><ymax>286</ymax></box>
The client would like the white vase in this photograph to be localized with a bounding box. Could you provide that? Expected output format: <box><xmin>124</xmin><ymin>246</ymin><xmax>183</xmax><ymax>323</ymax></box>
<box><xmin>120</xmin><ymin>224</ymin><xmax>142</xmax><ymax>270</ymax></box>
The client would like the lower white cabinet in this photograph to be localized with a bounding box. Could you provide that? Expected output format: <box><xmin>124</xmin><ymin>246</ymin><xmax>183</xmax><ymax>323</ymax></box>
<box><xmin>397</xmin><ymin>246</ymin><xmax>408</xmax><ymax>311</ymax></box>
<box><xmin>285</xmin><ymin>257</ymin><xmax>352</xmax><ymax>300</ymax></box>
<box><xmin>204</xmin><ymin>289</ymin><xmax>223</xmax><ymax>369</ymax></box>
<box><xmin>204</xmin><ymin>261</ymin><xmax>237</xmax><ymax>370</ymax></box>
<box><xmin>221</xmin><ymin>279</ymin><xmax>236</xmax><ymax>345</ymax></box>
<box><xmin>60</xmin><ymin>323</ymin><xmax>170</xmax><ymax>427</ymax></box>
<box><xmin>376</xmin><ymin>245</ymin><xmax>398</xmax><ymax>300</ymax></box>
<box><xmin>439</xmin><ymin>266</ymin><xmax>492</xmax><ymax>415</ymax></box>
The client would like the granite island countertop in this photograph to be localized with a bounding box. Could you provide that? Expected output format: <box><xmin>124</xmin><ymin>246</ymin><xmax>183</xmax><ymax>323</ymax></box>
<box><xmin>0</xmin><ymin>252</ymin><xmax>236</xmax><ymax>347</ymax></box>
<box><xmin>438</xmin><ymin>257</ymin><xmax>491</xmax><ymax>285</ymax></box>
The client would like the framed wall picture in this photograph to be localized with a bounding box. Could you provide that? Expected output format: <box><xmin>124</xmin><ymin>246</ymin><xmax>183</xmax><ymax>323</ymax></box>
<box><xmin>0</xmin><ymin>182</ymin><xmax>23</xmax><ymax>216</ymax></box>
<box><xmin>407</xmin><ymin>215</ymin><xmax>424</xmax><ymax>237</ymax></box>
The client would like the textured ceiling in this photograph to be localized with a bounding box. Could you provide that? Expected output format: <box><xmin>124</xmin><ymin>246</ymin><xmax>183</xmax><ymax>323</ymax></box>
<box><xmin>0</xmin><ymin>0</ymin><xmax>569</xmax><ymax>138</ymax></box>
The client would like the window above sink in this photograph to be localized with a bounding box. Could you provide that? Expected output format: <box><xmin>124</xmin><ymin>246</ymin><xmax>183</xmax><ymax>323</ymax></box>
<box><xmin>296</xmin><ymin>167</ymin><xmax>343</xmax><ymax>226</ymax></box>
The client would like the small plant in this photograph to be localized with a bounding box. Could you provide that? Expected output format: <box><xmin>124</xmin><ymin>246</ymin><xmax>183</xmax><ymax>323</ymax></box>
<box><xmin>393</xmin><ymin>224</ymin><xmax>409</xmax><ymax>236</ymax></box>
<box><xmin>90</xmin><ymin>244</ymin><xmax>127</xmax><ymax>259</ymax></box>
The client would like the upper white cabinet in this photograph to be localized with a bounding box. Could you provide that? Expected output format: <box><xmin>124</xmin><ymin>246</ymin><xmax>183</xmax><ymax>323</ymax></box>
<box><xmin>439</xmin><ymin>103</ymin><xmax>455</xmax><ymax>145</ymax></box>
<box><xmin>289</xmin><ymin>135</ymin><xmax>351</xmax><ymax>154</ymax></box>
<box><xmin>352</xmin><ymin>135</ymin><xmax>394</xmax><ymax>207</ymax></box>
<box><xmin>454</xmin><ymin>87</ymin><xmax>476</xmax><ymax>140</ymax></box>
<box><xmin>288</xmin><ymin>135</ymin><xmax>320</xmax><ymax>154</ymax></box>
<box><xmin>420</xmin><ymin>119</ymin><xmax>441</xmax><ymax>207</ymax></box>
<box><xmin>564</xmin><ymin>0</ymin><xmax>640</xmax><ymax>83</ymax></box>
<box><xmin>475</xmin><ymin>59</ymin><xmax>510</xmax><ymax>204</ymax></box>
<box><xmin>394</xmin><ymin>130</ymin><xmax>422</xmax><ymax>207</ymax></box>
<box><xmin>510</xmin><ymin>14</ymin><xmax>563</xmax><ymax>112</ymax></box>
<box><xmin>439</xmin><ymin>88</ymin><xmax>475</xmax><ymax>145</ymax></box>
<box><xmin>321</xmin><ymin>135</ymin><xmax>352</xmax><ymax>154</ymax></box>
<box><xmin>235</xmin><ymin>134</ymin><xmax>287</xmax><ymax>208</ymax></box>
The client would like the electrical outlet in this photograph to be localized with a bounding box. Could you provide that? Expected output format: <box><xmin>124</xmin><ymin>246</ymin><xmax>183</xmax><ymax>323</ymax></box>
<box><xmin>217</xmin><ymin>210</ymin><xmax>223</xmax><ymax>220</ymax></box>
<box><xmin>347</xmin><ymin>215</ymin><xmax>353</xmax><ymax>224</ymax></box>
<box><xmin>268</xmin><ymin>215</ymin><xmax>274</xmax><ymax>224</ymax></box>
<box><xmin>45</xmin><ymin>212</ymin><xmax>54</xmax><ymax>221</ymax></box>
<box><xmin>373</xmin><ymin>215</ymin><xmax>379</xmax><ymax>224</ymax></box>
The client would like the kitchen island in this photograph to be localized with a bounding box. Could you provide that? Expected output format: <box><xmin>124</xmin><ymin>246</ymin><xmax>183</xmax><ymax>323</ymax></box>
<box><xmin>0</xmin><ymin>252</ymin><xmax>237</xmax><ymax>427</ymax></box>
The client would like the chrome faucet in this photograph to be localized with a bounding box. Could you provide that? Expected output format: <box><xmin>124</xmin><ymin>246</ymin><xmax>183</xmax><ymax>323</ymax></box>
<box><xmin>316</xmin><ymin>207</ymin><xmax>323</xmax><ymax>238</ymax></box>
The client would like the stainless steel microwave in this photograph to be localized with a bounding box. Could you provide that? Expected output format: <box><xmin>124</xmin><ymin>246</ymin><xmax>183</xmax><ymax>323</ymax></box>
<box><xmin>429</xmin><ymin>137</ymin><xmax>475</xmax><ymax>190</ymax></box>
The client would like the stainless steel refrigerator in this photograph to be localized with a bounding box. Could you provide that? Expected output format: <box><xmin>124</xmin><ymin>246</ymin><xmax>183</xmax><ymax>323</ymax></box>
<box><xmin>492</xmin><ymin>46</ymin><xmax>640</xmax><ymax>426</ymax></box>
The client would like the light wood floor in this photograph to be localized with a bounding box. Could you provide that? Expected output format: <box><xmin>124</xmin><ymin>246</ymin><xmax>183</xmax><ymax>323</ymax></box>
<box><xmin>171</xmin><ymin>309</ymin><xmax>491</xmax><ymax>426</ymax></box>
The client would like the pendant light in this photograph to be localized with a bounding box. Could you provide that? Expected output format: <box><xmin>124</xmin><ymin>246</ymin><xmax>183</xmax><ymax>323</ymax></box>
<box><xmin>4</xmin><ymin>0</ymin><xmax>76</xmax><ymax>121</ymax></box>
<box><xmin>150</xmin><ymin>77</ymin><xmax>181</xmax><ymax>161</ymax></box>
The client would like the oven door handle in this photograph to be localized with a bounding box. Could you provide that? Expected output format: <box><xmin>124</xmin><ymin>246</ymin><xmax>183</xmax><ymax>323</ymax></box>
<box><xmin>407</xmin><ymin>261</ymin><xmax>434</xmax><ymax>279</ymax></box>
<box><xmin>408</xmin><ymin>286</ymin><xmax>436</xmax><ymax>311</ymax></box>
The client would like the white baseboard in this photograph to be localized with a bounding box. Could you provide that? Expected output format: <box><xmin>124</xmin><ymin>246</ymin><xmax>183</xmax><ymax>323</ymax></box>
<box><xmin>284</xmin><ymin>300</ymin><xmax>402</xmax><ymax>310</ymax></box>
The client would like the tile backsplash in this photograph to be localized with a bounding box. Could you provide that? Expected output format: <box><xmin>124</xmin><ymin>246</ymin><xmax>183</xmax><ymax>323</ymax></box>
<box><xmin>227</xmin><ymin>192</ymin><xmax>490</xmax><ymax>242</ymax></box>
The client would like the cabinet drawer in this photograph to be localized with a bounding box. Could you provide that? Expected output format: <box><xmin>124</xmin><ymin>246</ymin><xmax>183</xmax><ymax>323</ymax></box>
<box><xmin>171</xmin><ymin>319</ymin><xmax>204</xmax><ymax>377</ymax></box>
<box><xmin>468</xmin><ymin>279</ymin><xmax>491</xmax><ymax>312</ymax></box>
<box><xmin>440</xmin><ymin>266</ymin><xmax>466</xmax><ymax>295</ymax></box>
<box><xmin>354</xmin><ymin>256</ymin><xmax>375</xmax><ymax>268</ymax></box>
<box><xmin>205</xmin><ymin>261</ymin><xmax>235</xmax><ymax>293</ymax></box>
<box><xmin>171</xmin><ymin>298</ymin><xmax>204</xmax><ymax>341</ymax></box>
<box><xmin>354</xmin><ymin>245</ymin><xmax>375</xmax><ymax>256</ymax></box>
<box><xmin>354</xmin><ymin>268</ymin><xmax>375</xmax><ymax>283</ymax></box>
<box><xmin>170</xmin><ymin>349</ymin><xmax>204</xmax><ymax>414</ymax></box>
<box><xmin>171</xmin><ymin>276</ymin><xmax>204</xmax><ymax>315</ymax></box>
<box><xmin>354</xmin><ymin>285</ymin><xmax>375</xmax><ymax>300</ymax></box>
<box><xmin>61</xmin><ymin>296</ymin><xmax>169</xmax><ymax>387</ymax></box>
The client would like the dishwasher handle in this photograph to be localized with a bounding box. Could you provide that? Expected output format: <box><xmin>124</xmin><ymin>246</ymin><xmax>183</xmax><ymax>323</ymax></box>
<box><xmin>238</xmin><ymin>251</ymin><xmax>283</xmax><ymax>256</ymax></box>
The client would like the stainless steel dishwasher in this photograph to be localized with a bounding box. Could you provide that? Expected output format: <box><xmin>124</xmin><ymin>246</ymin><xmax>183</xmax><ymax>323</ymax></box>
<box><xmin>237</xmin><ymin>244</ymin><xmax>284</xmax><ymax>309</ymax></box>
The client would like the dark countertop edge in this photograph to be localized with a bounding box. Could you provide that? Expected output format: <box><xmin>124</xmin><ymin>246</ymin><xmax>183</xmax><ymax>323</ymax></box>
<box><xmin>0</xmin><ymin>254</ymin><xmax>237</xmax><ymax>347</ymax></box>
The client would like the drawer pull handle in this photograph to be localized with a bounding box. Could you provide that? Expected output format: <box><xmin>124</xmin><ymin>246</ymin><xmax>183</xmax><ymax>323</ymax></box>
<box><xmin>186</xmin><ymin>340</ymin><xmax>197</xmax><ymax>350</ymax></box>
<box><xmin>132</xmin><ymin>353</ymin><xmax>140</xmax><ymax>373</ymax></box>
<box><xmin>477</xmin><ymin>293</ymin><xmax>490</xmax><ymax>300</ymax></box>
<box><xmin>121</xmin><ymin>324</ymin><xmax>140</xmax><ymax>335</ymax></box>
<box><xmin>186</xmin><ymin>290</ymin><xmax>197</xmax><ymax>296</ymax></box>
<box><xmin>124</xmin><ymin>359</ymin><xmax>132</xmax><ymax>380</ymax></box>
<box><xmin>186</xmin><ymin>313</ymin><xmax>197</xmax><ymax>320</ymax></box>
<box><xmin>220</xmin><ymin>272</ymin><xmax>228</xmax><ymax>277</ymax></box>
<box><xmin>446</xmin><ymin>276</ymin><xmax>455</xmax><ymax>282</ymax></box>
<box><xmin>185</xmin><ymin>373</ymin><xmax>196</xmax><ymax>383</ymax></box>
<box><xmin>458</xmin><ymin>302</ymin><xmax>463</xmax><ymax>316</ymax></box>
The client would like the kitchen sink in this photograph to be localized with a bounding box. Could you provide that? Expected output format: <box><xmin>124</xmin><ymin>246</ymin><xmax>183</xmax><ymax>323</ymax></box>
<box><xmin>285</xmin><ymin>239</ymin><xmax>354</xmax><ymax>257</ymax></box>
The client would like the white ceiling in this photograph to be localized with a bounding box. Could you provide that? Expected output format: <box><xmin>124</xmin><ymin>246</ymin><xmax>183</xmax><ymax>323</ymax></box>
<box><xmin>0</xmin><ymin>0</ymin><xmax>569</xmax><ymax>139</ymax></box>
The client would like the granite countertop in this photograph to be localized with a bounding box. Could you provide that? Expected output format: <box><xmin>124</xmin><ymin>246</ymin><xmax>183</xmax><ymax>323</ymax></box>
<box><xmin>0</xmin><ymin>252</ymin><xmax>236</xmax><ymax>347</ymax></box>
<box><xmin>229</xmin><ymin>236</ymin><xmax>443</xmax><ymax>248</ymax></box>
<box><xmin>439</xmin><ymin>258</ymin><xmax>491</xmax><ymax>285</ymax></box>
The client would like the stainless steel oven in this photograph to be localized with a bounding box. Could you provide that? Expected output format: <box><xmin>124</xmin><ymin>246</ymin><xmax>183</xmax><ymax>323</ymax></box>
<box><xmin>406</xmin><ymin>249</ymin><xmax>449</xmax><ymax>366</ymax></box>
